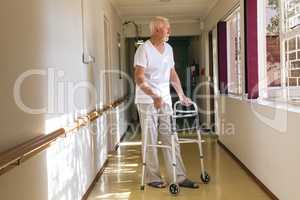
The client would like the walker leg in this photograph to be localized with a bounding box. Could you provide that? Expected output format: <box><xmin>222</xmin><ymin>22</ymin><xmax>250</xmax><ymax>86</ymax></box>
<box><xmin>196</xmin><ymin>128</ymin><xmax>210</xmax><ymax>183</ymax></box>
<box><xmin>140</xmin><ymin>119</ymin><xmax>149</xmax><ymax>190</ymax></box>
<box><xmin>196</xmin><ymin>129</ymin><xmax>205</xmax><ymax>173</ymax></box>
<box><xmin>171</xmin><ymin>133</ymin><xmax>177</xmax><ymax>184</ymax></box>
<box><xmin>167</xmin><ymin>116</ymin><xmax>180</xmax><ymax>195</ymax></box>
<box><xmin>169</xmin><ymin>132</ymin><xmax>180</xmax><ymax>195</ymax></box>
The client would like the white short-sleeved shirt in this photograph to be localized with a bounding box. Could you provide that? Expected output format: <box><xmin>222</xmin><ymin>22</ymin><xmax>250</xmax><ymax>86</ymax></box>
<box><xmin>134</xmin><ymin>40</ymin><xmax>175</xmax><ymax>105</ymax></box>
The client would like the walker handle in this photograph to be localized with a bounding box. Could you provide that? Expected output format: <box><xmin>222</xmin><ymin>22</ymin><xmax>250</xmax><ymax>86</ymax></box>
<box><xmin>173</xmin><ymin>100</ymin><xmax>198</xmax><ymax>114</ymax></box>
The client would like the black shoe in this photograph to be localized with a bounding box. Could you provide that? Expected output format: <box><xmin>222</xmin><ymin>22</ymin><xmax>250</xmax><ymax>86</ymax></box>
<box><xmin>178</xmin><ymin>179</ymin><xmax>199</xmax><ymax>189</ymax></box>
<box><xmin>147</xmin><ymin>181</ymin><xmax>167</xmax><ymax>188</ymax></box>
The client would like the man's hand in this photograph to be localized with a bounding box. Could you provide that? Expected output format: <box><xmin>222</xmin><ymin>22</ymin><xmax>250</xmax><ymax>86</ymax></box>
<box><xmin>179</xmin><ymin>95</ymin><xmax>192</xmax><ymax>106</ymax></box>
<box><xmin>170</xmin><ymin>68</ymin><xmax>192</xmax><ymax>106</ymax></box>
<box><xmin>153</xmin><ymin>96</ymin><xmax>165</xmax><ymax>109</ymax></box>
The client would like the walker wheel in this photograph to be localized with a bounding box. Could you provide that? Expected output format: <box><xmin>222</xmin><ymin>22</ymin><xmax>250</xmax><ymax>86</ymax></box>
<box><xmin>169</xmin><ymin>183</ymin><xmax>180</xmax><ymax>195</ymax></box>
<box><xmin>201</xmin><ymin>172</ymin><xmax>210</xmax><ymax>183</ymax></box>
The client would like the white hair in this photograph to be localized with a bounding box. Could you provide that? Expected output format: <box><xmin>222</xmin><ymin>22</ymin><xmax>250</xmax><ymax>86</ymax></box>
<box><xmin>149</xmin><ymin>16</ymin><xmax>170</xmax><ymax>35</ymax></box>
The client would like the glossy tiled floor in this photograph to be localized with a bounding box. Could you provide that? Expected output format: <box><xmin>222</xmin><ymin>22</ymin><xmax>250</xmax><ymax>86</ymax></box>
<box><xmin>87</xmin><ymin>132</ymin><xmax>272</xmax><ymax>200</ymax></box>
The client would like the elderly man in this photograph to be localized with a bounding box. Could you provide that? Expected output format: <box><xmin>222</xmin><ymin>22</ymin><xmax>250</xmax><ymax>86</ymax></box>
<box><xmin>134</xmin><ymin>16</ymin><xmax>199</xmax><ymax>189</ymax></box>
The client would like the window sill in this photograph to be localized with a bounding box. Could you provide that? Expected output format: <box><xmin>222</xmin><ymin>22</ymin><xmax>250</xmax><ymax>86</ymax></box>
<box><xmin>220</xmin><ymin>95</ymin><xmax>300</xmax><ymax>114</ymax></box>
<box><xmin>227</xmin><ymin>94</ymin><xmax>244</xmax><ymax>101</ymax></box>
<box><xmin>252</xmin><ymin>98</ymin><xmax>300</xmax><ymax>114</ymax></box>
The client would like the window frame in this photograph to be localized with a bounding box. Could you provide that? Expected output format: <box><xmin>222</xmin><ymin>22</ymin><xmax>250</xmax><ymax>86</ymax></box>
<box><xmin>225</xmin><ymin>7</ymin><xmax>243</xmax><ymax>96</ymax></box>
<box><xmin>258</xmin><ymin>0</ymin><xmax>300</xmax><ymax>102</ymax></box>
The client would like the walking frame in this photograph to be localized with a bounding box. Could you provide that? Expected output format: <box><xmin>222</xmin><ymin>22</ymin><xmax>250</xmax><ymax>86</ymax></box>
<box><xmin>140</xmin><ymin>101</ymin><xmax>210</xmax><ymax>195</ymax></box>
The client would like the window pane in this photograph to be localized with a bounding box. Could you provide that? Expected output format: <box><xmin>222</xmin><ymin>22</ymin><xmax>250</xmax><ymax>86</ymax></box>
<box><xmin>227</xmin><ymin>10</ymin><xmax>241</xmax><ymax>95</ymax></box>
<box><xmin>288</xmin><ymin>77</ymin><xmax>298</xmax><ymax>86</ymax></box>
<box><xmin>291</xmin><ymin>61</ymin><xmax>300</xmax><ymax>68</ymax></box>
<box><xmin>290</xmin><ymin>69</ymin><xmax>300</xmax><ymax>76</ymax></box>
<box><xmin>289</xmin><ymin>38</ymin><xmax>296</xmax><ymax>50</ymax></box>
<box><xmin>286</xmin><ymin>36</ymin><xmax>300</xmax><ymax>102</ymax></box>
<box><xmin>286</xmin><ymin>0</ymin><xmax>300</xmax><ymax>31</ymax></box>
<box><xmin>286</xmin><ymin>36</ymin><xmax>300</xmax><ymax>100</ymax></box>
<box><xmin>266</xmin><ymin>0</ymin><xmax>281</xmax><ymax>87</ymax></box>
<box><xmin>289</xmin><ymin>52</ymin><xmax>297</xmax><ymax>60</ymax></box>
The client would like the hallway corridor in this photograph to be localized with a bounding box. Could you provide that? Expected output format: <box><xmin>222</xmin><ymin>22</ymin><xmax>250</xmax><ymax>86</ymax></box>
<box><xmin>1</xmin><ymin>0</ymin><xmax>299</xmax><ymax>199</ymax></box>
<box><xmin>87</xmin><ymin>134</ymin><xmax>272</xmax><ymax>200</ymax></box>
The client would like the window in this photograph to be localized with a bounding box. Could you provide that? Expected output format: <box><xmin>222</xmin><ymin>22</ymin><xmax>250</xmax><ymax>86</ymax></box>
<box><xmin>226</xmin><ymin>9</ymin><xmax>242</xmax><ymax>95</ymax></box>
<box><xmin>285</xmin><ymin>0</ymin><xmax>300</xmax><ymax>100</ymax></box>
<box><xmin>266</xmin><ymin>0</ymin><xmax>281</xmax><ymax>88</ymax></box>
<box><xmin>286</xmin><ymin>0</ymin><xmax>300</xmax><ymax>30</ymax></box>
<box><xmin>262</xmin><ymin>0</ymin><xmax>300</xmax><ymax>101</ymax></box>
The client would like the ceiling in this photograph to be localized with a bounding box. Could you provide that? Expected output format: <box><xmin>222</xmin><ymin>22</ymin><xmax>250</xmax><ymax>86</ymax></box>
<box><xmin>110</xmin><ymin>0</ymin><xmax>219</xmax><ymax>22</ymax></box>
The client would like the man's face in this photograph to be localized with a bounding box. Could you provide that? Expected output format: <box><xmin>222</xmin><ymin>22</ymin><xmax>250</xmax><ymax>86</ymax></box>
<box><xmin>156</xmin><ymin>23</ymin><xmax>171</xmax><ymax>42</ymax></box>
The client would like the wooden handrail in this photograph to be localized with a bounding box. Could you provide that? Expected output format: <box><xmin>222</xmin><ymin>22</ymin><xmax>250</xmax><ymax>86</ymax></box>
<box><xmin>0</xmin><ymin>95</ymin><xmax>128</xmax><ymax>176</ymax></box>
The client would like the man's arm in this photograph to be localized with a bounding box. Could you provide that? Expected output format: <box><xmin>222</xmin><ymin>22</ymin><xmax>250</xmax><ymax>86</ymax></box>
<box><xmin>170</xmin><ymin>68</ymin><xmax>192</xmax><ymax>105</ymax></box>
<box><xmin>134</xmin><ymin>66</ymin><xmax>165</xmax><ymax>109</ymax></box>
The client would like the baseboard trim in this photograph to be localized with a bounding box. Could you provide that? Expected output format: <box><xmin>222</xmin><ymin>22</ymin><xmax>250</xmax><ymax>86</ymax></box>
<box><xmin>217</xmin><ymin>140</ymin><xmax>279</xmax><ymax>200</ymax></box>
<box><xmin>82</xmin><ymin>130</ymin><xmax>129</xmax><ymax>200</ymax></box>
<box><xmin>81</xmin><ymin>159</ymin><xmax>109</xmax><ymax>200</ymax></box>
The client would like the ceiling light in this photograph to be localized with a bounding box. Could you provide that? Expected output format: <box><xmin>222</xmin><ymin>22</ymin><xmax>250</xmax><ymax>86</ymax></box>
<box><xmin>160</xmin><ymin>0</ymin><xmax>171</xmax><ymax>2</ymax></box>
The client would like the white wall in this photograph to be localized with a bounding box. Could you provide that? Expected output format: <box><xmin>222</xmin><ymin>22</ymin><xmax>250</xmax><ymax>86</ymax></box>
<box><xmin>0</xmin><ymin>0</ymin><xmax>128</xmax><ymax>199</ymax></box>
<box><xmin>84</xmin><ymin>0</ymin><xmax>130</xmax><ymax>152</ymax></box>
<box><xmin>204</xmin><ymin>0</ymin><xmax>300</xmax><ymax>199</ymax></box>
<box><xmin>219</xmin><ymin>97</ymin><xmax>300</xmax><ymax>200</ymax></box>
<box><xmin>198</xmin><ymin>31</ymin><xmax>210</xmax><ymax>125</ymax></box>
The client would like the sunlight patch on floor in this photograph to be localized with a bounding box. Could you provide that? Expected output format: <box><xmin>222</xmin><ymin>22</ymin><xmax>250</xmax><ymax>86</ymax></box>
<box><xmin>94</xmin><ymin>192</ymin><xmax>131</xmax><ymax>199</ymax></box>
<box><xmin>119</xmin><ymin>142</ymin><xmax>142</xmax><ymax>146</ymax></box>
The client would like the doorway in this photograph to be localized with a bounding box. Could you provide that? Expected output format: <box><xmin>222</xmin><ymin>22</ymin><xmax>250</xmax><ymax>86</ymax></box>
<box><xmin>168</xmin><ymin>36</ymin><xmax>200</xmax><ymax>103</ymax></box>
